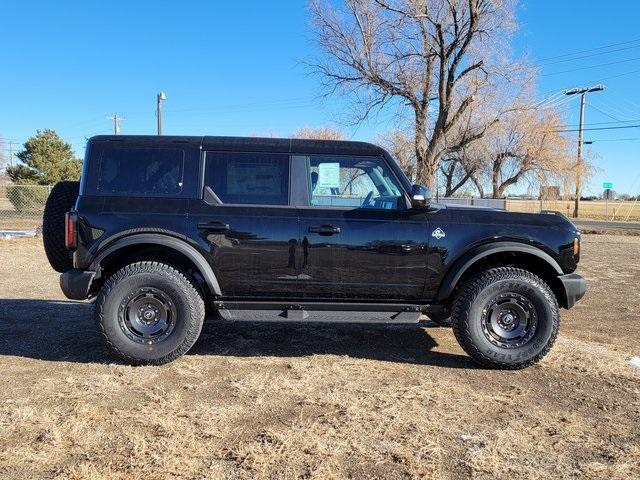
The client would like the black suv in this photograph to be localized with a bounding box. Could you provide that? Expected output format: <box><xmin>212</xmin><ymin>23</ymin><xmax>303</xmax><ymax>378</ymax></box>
<box><xmin>42</xmin><ymin>135</ymin><xmax>586</xmax><ymax>368</ymax></box>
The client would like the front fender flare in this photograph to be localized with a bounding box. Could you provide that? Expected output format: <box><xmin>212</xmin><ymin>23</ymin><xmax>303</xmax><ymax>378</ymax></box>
<box><xmin>436</xmin><ymin>241</ymin><xmax>563</xmax><ymax>301</ymax></box>
<box><xmin>89</xmin><ymin>233</ymin><xmax>222</xmax><ymax>295</ymax></box>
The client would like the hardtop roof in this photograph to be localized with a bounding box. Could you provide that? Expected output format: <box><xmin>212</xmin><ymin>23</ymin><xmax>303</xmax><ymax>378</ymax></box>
<box><xmin>89</xmin><ymin>135</ymin><xmax>386</xmax><ymax>156</ymax></box>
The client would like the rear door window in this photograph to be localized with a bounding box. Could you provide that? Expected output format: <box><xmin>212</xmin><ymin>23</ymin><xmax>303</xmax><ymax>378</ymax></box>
<box><xmin>96</xmin><ymin>147</ymin><xmax>185</xmax><ymax>196</ymax></box>
<box><xmin>204</xmin><ymin>152</ymin><xmax>290</xmax><ymax>206</ymax></box>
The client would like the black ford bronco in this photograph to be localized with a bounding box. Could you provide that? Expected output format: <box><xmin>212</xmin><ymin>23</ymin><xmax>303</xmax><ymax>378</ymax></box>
<box><xmin>42</xmin><ymin>135</ymin><xmax>586</xmax><ymax>368</ymax></box>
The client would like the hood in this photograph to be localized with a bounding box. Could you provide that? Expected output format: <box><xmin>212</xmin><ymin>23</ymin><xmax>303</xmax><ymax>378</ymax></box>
<box><xmin>438</xmin><ymin>204</ymin><xmax>580</xmax><ymax>232</ymax></box>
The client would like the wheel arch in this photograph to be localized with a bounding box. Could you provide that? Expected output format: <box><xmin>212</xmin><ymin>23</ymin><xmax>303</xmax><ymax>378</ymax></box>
<box><xmin>437</xmin><ymin>242</ymin><xmax>566</xmax><ymax>307</ymax></box>
<box><xmin>90</xmin><ymin>234</ymin><xmax>222</xmax><ymax>297</ymax></box>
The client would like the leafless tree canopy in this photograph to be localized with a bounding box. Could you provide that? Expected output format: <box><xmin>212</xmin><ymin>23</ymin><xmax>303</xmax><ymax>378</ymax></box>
<box><xmin>437</xmin><ymin>97</ymin><xmax>578</xmax><ymax>198</ymax></box>
<box><xmin>310</xmin><ymin>0</ymin><xmax>522</xmax><ymax>189</ymax></box>
<box><xmin>376</xmin><ymin>130</ymin><xmax>416</xmax><ymax>180</ymax></box>
<box><xmin>291</xmin><ymin>126</ymin><xmax>345</xmax><ymax>140</ymax></box>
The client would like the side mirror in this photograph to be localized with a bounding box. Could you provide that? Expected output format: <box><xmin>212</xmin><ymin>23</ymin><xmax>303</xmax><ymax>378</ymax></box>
<box><xmin>411</xmin><ymin>184</ymin><xmax>432</xmax><ymax>209</ymax></box>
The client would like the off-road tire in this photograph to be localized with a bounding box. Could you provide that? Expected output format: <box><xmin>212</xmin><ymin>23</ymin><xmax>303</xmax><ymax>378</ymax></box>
<box><xmin>94</xmin><ymin>261</ymin><xmax>205</xmax><ymax>365</ymax></box>
<box><xmin>451</xmin><ymin>267</ymin><xmax>559</xmax><ymax>369</ymax></box>
<box><xmin>42</xmin><ymin>181</ymin><xmax>80</xmax><ymax>273</ymax></box>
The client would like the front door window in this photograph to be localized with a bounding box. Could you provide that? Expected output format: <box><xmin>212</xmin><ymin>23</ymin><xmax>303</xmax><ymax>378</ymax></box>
<box><xmin>308</xmin><ymin>156</ymin><xmax>404</xmax><ymax>210</ymax></box>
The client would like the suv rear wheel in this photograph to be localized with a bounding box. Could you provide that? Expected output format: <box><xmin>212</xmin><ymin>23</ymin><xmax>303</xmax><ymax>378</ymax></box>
<box><xmin>94</xmin><ymin>261</ymin><xmax>205</xmax><ymax>365</ymax></box>
<box><xmin>451</xmin><ymin>267</ymin><xmax>559</xmax><ymax>369</ymax></box>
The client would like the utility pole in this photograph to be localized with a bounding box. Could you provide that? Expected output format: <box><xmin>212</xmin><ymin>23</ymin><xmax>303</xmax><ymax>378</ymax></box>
<box><xmin>7</xmin><ymin>141</ymin><xmax>17</xmax><ymax>167</ymax></box>
<box><xmin>106</xmin><ymin>113</ymin><xmax>125</xmax><ymax>135</ymax></box>
<box><xmin>565</xmin><ymin>84</ymin><xmax>604</xmax><ymax>218</ymax></box>
<box><xmin>156</xmin><ymin>91</ymin><xmax>167</xmax><ymax>135</ymax></box>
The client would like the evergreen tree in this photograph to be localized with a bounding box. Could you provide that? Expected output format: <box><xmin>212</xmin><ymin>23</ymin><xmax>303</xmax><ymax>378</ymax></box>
<box><xmin>6</xmin><ymin>129</ymin><xmax>82</xmax><ymax>185</ymax></box>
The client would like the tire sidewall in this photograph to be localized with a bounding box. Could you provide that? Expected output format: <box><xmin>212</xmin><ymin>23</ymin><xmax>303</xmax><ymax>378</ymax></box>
<box><xmin>463</xmin><ymin>275</ymin><xmax>558</xmax><ymax>366</ymax></box>
<box><xmin>97</xmin><ymin>267</ymin><xmax>202</xmax><ymax>363</ymax></box>
<box><xmin>42</xmin><ymin>181</ymin><xmax>79</xmax><ymax>272</ymax></box>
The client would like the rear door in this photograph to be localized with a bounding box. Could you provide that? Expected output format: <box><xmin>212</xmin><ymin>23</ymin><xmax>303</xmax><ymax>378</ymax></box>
<box><xmin>187</xmin><ymin>151</ymin><xmax>300</xmax><ymax>298</ymax></box>
<box><xmin>295</xmin><ymin>155</ymin><xmax>429</xmax><ymax>301</ymax></box>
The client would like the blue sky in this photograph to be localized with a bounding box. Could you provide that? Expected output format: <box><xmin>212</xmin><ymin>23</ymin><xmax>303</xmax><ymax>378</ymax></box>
<box><xmin>1</xmin><ymin>0</ymin><xmax>639</xmax><ymax>195</ymax></box>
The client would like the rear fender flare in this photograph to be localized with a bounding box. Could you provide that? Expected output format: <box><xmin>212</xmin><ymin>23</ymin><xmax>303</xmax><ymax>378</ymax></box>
<box><xmin>89</xmin><ymin>233</ymin><xmax>222</xmax><ymax>295</ymax></box>
<box><xmin>436</xmin><ymin>241</ymin><xmax>563</xmax><ymax>301</ymax></box>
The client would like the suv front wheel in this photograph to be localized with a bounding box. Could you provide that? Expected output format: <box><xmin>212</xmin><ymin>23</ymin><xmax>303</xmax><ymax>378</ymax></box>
<box><xmin>94</xmin><ymin>262</ymin><xmax>205</xmax><ymax>365</ymax></box>
<box><xmin>451</xmin><ymin>267</ymin><xmax>560</xmax><ymax>369</ymax></box>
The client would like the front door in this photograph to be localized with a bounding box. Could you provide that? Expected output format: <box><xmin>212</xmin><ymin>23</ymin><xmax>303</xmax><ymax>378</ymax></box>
<box><xmin>295</xmin><ymin>155</ymin><xmax>429</xmax><ymax>301</ymax></box>
<box><xmin>188</xmin><ymin>151</ymin><xmax>299</xmax><ymax>298</ymax></box>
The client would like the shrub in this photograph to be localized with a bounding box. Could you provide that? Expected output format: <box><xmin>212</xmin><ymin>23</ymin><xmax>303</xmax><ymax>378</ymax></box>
<box><xmin>5</xmin><ymin>185</ymin><xmax>50</xmax><ymax>213</ymax></box>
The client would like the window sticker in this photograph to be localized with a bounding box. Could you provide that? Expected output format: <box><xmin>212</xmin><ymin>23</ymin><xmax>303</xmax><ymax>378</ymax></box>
<box><xmin>317</xmin><ymin>162</ymin><xmax>341</xmax><ymax>189</ymax></box>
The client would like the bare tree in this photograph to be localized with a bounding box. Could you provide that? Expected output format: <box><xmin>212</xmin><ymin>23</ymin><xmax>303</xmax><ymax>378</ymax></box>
<box><xmin>291</xmin><ymin>126</ymin><xmax>345</xmax><ymax>140</ymax></box>
<box><xmin>439</xmin><ymin>154</ymin><xmax>481</xmax><ymax>196</ymax></box>
<box><xmin>466</xmin><ymin>106</ymin><xmax>574</xmax><ymax>198</ymax></box>
<box><xmin>310</xmin><ymin>0</ymin><xmax>521</xmax><ymax>189</ymax></box>
<box><xmin>376</xmin><ymin>130</ymin><xmax>416</xmax><ymax>180</ymax></box>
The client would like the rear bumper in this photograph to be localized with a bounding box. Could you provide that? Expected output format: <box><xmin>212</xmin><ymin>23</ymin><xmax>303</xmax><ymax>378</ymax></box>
<box><xmin>60</xmin><ymin>269</ymin><xmax>95</xmax><ymax>300</ymax></box>
<box><xmin>558</xmin><ymin>273</ymin><xmax>586</xmax><ymax>309</ymax></box>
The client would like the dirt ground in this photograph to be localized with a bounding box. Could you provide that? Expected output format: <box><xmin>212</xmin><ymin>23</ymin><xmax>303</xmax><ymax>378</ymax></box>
<box><xmin>0</xmin><ymin>235</ymin><xmax>638</xmax><ymax>480</ymax></box>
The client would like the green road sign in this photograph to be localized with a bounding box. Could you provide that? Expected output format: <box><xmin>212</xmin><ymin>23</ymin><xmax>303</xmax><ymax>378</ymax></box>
<box><xmin>603</xmin><ymin>182</ymin><xmax>613</xmax><ymax>189</ymax></box>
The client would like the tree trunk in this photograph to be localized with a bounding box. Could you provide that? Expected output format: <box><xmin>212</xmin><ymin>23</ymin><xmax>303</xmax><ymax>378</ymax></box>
<box><xmin>414</xmin><ymin>112</ymin><xmax>438</xmax><ymax>190</ymax></box>
<box><xmin>416</xmin><ymin>140</ymin><xmax>440</xmax><ymax>191</ymax></box>
<box><xmin>470</xmin><ymin>173</ymin><xmax>485</xmax><ymax>198</ymax></box>
<box><xmin>492</xmin><ymin>157</ymin><xmax>502</xmax><ymax>198</ymax></box>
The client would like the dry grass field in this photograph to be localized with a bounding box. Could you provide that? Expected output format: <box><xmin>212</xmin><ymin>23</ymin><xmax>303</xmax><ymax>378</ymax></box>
<box><xmin>0</xmin><ymin>236</ymin><xmax>639</xmax><ymax>479</ymax></box>
<box><xmin>506</xmin><ymin>199</ymin><xmax>640</xmax><ymax>221</ymax></box>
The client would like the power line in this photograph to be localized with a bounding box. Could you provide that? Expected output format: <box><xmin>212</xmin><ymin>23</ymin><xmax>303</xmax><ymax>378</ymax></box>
<box><xmin>542</xmin><ymin>43</ymin><xmax>640</xmax><ymax>65</ymax></box>
<box><xmin>580</xmin><ymin>67</ymin><xmax>640</xmax><ymax>86</ymax></box>
<box><xmin>552</xmin><ymin>123</ymin><xmax>640</xmax><ymax>133</ymax></box>
<box><xmin>542</xmin><ymin>56</ymin><xmax>640</xmax><ymax>76</ymax></box>
<box><xmin>589</xmin><ymin>98</ymin><xmax>640</xmax><ymax>120</ymax></box>
<box><xmin>533</xmin><ymin>91</ymin><xmax>565</xmax><ymax>107</ymax></box>
<box><xmin>587</xmin><ymin>137</ymin><xmax>640</xmax><ymax>142</ymax></box>
<box><xmin>566</xmin><ymin>118</ymin><xmax>640</xmax><ymax>127</ymax></box>
<box><xmin>586</xmin><ymin>101</ymin><xmax>628</xmax><ymax>122</ymax></box>
<box><xmin>539</xmin><ymin>94</ymin><xmax>578</xmax><ymax>110</ymax></box>
<box><xmin>539</xmin><ymin>37</ymin><xmax>640</xmax><ymax>61</ymax></box>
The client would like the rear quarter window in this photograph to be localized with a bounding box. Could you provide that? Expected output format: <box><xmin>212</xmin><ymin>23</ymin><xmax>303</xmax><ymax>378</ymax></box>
<box><xmin>91</xmin><ymin>147</ymin><xmax>185</xmax><ymax>197</ymax></box>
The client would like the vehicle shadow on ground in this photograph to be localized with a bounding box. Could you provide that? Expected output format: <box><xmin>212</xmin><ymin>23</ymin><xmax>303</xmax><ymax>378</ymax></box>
<box><xmin>0</xmin><ymin>299</ymin><xmax>471</xmax><ymax>368</ymax></box>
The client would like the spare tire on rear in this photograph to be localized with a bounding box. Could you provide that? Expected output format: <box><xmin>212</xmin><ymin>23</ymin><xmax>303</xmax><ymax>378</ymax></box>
<box><xmin>42</xmin><ymin>181</ymin><xmax>80</xmax><ymax>273</ymax></box>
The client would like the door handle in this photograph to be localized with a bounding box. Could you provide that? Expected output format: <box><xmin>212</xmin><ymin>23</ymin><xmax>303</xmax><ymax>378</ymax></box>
<box><xmin>197</xmin><ymin>221</ymin><xmax>230</xmax><ymax>232</ymax></box>
<box><xmin>308</xmin><ymin>225</ymin><xmax>341</xmax><ymax>236</ymax></box>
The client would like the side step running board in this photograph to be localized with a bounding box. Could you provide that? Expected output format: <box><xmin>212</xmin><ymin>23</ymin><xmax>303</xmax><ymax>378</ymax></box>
<box><xmin>218</xmin><ymin>309</ymin><xmax>422</xmax><ymax>324</ymax></box>
<box><xmin>213</xmin><ymin>301</ymin><xmax>443</xmax><ymax>324</ymax></box>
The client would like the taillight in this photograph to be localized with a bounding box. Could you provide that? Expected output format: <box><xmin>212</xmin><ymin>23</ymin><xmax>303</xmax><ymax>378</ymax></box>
<box><xmin>65</xmin><ymin>211</ymin><xmax>77</xmax><ymax>250</ymax></box>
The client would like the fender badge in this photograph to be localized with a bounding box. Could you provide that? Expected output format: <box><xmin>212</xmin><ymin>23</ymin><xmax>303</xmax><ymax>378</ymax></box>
<box><xmin>432</xmin><ymin>228</ymin><xmax>446</xmax><ymax>240</ymax></box>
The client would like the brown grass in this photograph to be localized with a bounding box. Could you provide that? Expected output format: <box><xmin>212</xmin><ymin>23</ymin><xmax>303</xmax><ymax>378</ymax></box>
<box><xmin>506</xmin><ymin>199</ymin><xmax>640</xmax><ymax>221</ymax></box>
<box><xmin>0</xmin><ymin>235</ymin><xmax>639</xmax><ymax>479</ymax></box>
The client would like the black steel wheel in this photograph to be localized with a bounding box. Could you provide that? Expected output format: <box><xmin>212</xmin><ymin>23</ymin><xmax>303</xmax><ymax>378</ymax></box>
<box><xmin>118</xmin><ymin>287</ymin><xmax>177</xmax><ymax>344</ymax></box>
<box><xmin>95</xmin><ymin>261</ymin><xmax>205</xmax><ymax>365</ymax></box>
<box><xmin>480</xmin><ymin>292</ymin><xmax>538</xmax><ymax>348</ymax></box>
<box><xmin>451</xmin><ymin>267</ymin><xmax>559</xmax><ymax>369</ymax></box>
